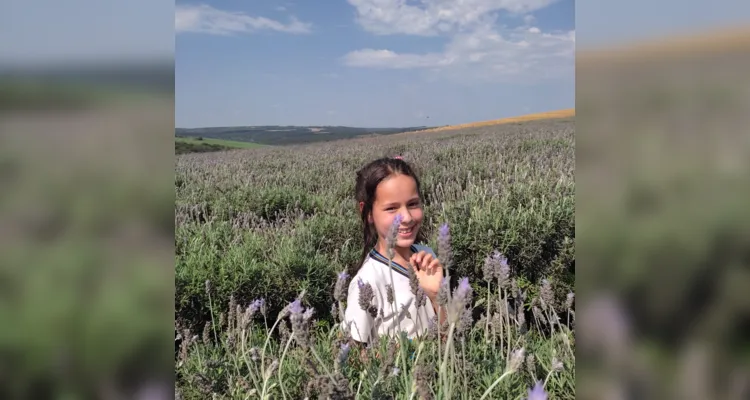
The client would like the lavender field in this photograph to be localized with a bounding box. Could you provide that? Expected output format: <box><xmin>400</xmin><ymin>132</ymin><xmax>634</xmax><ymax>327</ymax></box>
<box><xmin>175</xmin><ymin>117</ymin><xmax>575</xmax><ymax>399</ymax></box>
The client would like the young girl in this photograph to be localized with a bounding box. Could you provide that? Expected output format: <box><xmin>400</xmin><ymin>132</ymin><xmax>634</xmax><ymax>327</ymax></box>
<box><xmin>344</xmin><ymin>157</ymin><xmax>446</xmax><ymax>343</ymax></box>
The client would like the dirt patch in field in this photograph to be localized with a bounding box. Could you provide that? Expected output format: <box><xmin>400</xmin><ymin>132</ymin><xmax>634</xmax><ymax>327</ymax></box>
<box><xmin>409</xmin><ymin>108</ymin><xmax>575</xmax><ymax>133</ymax></box>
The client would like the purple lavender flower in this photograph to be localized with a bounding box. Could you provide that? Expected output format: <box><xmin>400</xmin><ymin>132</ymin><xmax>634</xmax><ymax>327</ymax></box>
<box><xmin>490</xmin><ymin>311</ymin><xmax>503</xmax><ymax>337</ymax></box>
<box><xmin>526</xmin><ymin>381</ymin><xmax>547</xmax><ymax>400</ymax></box>
<box><xmin>533</xmin><ymin>305</ymin><xmax>547</xmax><ymax>325</ymax></box>
<box><xmin>447</xmin><ymin>277</ymin><xmax>473</xmax><ymax>324</ymax></box>
<box><xmin>401</xmin><ymin>303</ymin><xmax>412</xmax><ymax>320</ymax></box>
<box><xmin>288</xmin><ymin>299</ymin><xmax>315</xmax><ymax>347</ymax></box>
<box><xmin>331</xmin><ymin>303</ymin><xmax>338</xmax><ymax>321</ymax></box>
<box><xmin>337</xmin><ymin>343</ymin><xmax>351</xmax><ymax>366</ymax></box>
<box><xmin>289</xmin><ymin>299</ymin><xmax>304</xmax><ymax>315</ymax></box>
<box><xmin>407</xmin><ymin>263</ymin><xmax>420</xmax><ymax>296</ymax></box>
<box><xmin>235</xmin><ymin>304</ymin><xmax>244</xmax><ymax>329</ymax></box>
<box><xmin>267</xmin><ymin>359</ymin><xmax>279</xmax><ymax>376</ymax></box>
<box><xmin>439</xmin><ymin>223</ymin><xmax>449</xmax><ymax>238</ymax></box>
<box><xmin>438</xmin><ymin>223</ymin><xmax>453</xmax><ymax>269</ymax></box>
<box><xmin>525</xmin><ymin>354</ymin><xmax>536</xmax><ymax>375</ymax></box>
<box><xmin>453</xmin><ymin>277</ymin><xmax>472</xmax><ymax>307</ymax></box>
<box><xmin>458</xmin><ymin>277</ymin><xmax>470</xmax><ymax>292</ymax></box>
<box><xmin>245</xmin><ymin>298</ymin><xmax>265</xmax><ymax>322</ymax></box>
<box><xmin>303</xmin><ymin>307</ymin><xmax>315</xmax><ymax>321</ymax></box>
<box><xmin>482</xmin><ymin>253</ymin><xmax>496</xmax><ymax>282</ymax></box>
<box><xmin>539</xmin><ymin>279</ymin><xmax>554</xmax><ymax>310</ymax></box>
<box><xmin>249</xmin><ymin>347</ymin><xmax>260</xmax><ymax>362</ymax></box>
<box><xmin>482</xmin><ymin>250</ymin><xmax>510</xmax><ymax>286</ymax></box>
<box><xmin>386</xmin><ymin>214</ymin><xmax>404</xmax><ymax>254</ymax></box>
<box><xmin>393</xmin><ymin>214</ymin><xmax>404</xmax><ymax>226</ymax></box>
<box><xmin>259</xmin><ymin>298</ymin><xmax>267</xmax><ymax>316</ymax></box>
<box><xmin>508</xmin><ymin>347</ymin><xmax>526</xmax><ymax>372</ymax></box>
<box><xmin>334</xmin><ymin>270</ymin><xmax>350</xmax><ymax>302</ymax></box>
<box><xmin>516</xmin><ymin>302</ymin><xmax>526</xmax><ymax>330</ymax></box>
<box><xmin>457</xmin><ymin>307</ymin><xmax>473</xmax><ymax>338</ymax></box>
<box><xmin>436</xmin><ymin>277</ymin><xmax>450</xmax><ymax>307</ymax></box>
<box><xmin>551</xmin><ymin>357</ymin><xmax>564</xmax><ymax>372</ymax></box>
<box><xmin>495</xmin><ymin>252</ymin><xmax>510</xmax><ymax>287</ymax></box>
<box><xmin>415</xmin><ymin>287</ymin><xmax>426</xmax><ymax>309</ymax></box>
<box><xmin>357</xmin><ymin>280</ymin><xmax>378</xmax><ymax>318</ymax></box>
<box><xmin>414</xmin><ymin>362</ymin><xmax>432</xmax><ymax>400</ymax></box>
<box><xmin>566</xmin><ymin>292</ymin><xmax>575</xmax><ymax>309</ymax></box>
<box><xmin>249</xmin><ymin>298</ymin><xmax>264</xmax><ymax>314</ymax></box>
<box><xmin>426</xmin><ymin>315</ymin><xmax>438</xmax><ymax>340</ymax></box>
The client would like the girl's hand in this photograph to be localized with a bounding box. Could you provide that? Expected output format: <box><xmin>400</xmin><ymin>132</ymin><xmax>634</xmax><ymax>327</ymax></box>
<box><xmin>409</xmin><ymin>251</ymin><xmax>444</xmax><ymax>299</ymax></box>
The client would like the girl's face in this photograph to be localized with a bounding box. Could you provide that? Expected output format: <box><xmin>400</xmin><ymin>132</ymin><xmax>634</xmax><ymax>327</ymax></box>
<box><xmin>370</xmin><ymin>173</ymin><xmax>423</xmax><ymax>250</ymax></box>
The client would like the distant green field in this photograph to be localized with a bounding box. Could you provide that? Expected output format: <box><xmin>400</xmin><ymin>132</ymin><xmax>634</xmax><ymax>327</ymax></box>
<box><xmin>175</xmin><ymin>124</ymin><xmax>431</xmax><ymax>146</ymax></box>
<box><xmin>175</xmin><ymin>137</ymin><xmax>266</xmax><ymax>155</ymax></box>
<box><xmin>175</xmin><ymin>136</ymin><xmax>265</xmax><ymax>149</ymax></box>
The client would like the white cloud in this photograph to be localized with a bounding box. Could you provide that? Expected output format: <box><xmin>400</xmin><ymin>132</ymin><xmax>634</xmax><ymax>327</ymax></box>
<box><xmin>341</xmin><ymin>0</ymin><xmax>573</xmax><ymax>83</ymax></box>
<box><xmin>346</xmin><ymin>0</ymin><xmax>559</xmax><ymax>36</ymax></box>
<box><xmin>341</xmin><ymin>27</ymin><xmax>574</xmax><ymax>83</ymax></box>
<box><xmin>176</xmin><ymin>4</ymin><xmax>311</xmax><ymax>35</ymax></box>
<box><xmin>343</xmin><ymin>49</ymin><xmax>452</xmax><ymax>69</ymax></box>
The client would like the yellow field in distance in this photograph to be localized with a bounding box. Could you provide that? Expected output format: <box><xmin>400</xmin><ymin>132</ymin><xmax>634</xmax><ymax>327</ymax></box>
<box><xmin>411</xmin><ymin>108</ymin><xmax>575</xmax><ymax>133</ymax></box>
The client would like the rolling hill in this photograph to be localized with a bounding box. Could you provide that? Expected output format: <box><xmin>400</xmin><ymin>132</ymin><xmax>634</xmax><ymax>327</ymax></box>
<box><xmin>175</xmin><ymin>125</ymin><xmax>432</xmax><ymax>146</ymax></box>
<box><xmin>174</xmin><ymin>109</ymin><xmax>577</xmax><ymax>147</ymax></box>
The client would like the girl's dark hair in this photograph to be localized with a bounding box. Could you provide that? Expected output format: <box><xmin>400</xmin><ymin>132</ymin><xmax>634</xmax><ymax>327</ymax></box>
<box><xmin>354</xmin><ymin>157</ymin><xmax>426</xmax><ymax>268</ymax></box>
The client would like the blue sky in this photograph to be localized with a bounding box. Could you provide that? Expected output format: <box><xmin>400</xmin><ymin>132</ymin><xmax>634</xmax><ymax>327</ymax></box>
<box><xmin>3</xmin><ymin>1</ymin><xmax>747</xmax><ymax>127</ymax></box>
<box><xmin>176</xmin><ymin>0</ymin><xmax>576</xmax><ymax>128</ymax></box>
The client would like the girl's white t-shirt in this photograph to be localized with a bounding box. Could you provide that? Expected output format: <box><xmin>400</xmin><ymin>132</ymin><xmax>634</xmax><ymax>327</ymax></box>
<box><xmin>343</xmin><ymin>243</ymin><xmax>437</xmax><ymax>343</ymax></box>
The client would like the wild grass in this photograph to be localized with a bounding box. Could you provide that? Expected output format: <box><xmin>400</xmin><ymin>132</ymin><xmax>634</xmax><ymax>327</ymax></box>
<box><xmin>175</xmin><ymin>117</ymin><xmax>575</xmax><ymax>399</ymax></box>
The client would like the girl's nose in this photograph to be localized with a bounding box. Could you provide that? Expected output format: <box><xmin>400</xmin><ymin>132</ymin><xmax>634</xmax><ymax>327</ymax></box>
<box><xmin>400</xmin><ymin>209</ymin><xmax>413</xmax><ymax>224</ymax></box>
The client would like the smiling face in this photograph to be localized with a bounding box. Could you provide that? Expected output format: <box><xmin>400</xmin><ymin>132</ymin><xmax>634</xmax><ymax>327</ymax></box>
<box><xmin>370</xmin><ymin>173</ymin><xmax>424</xmax><ymax>252</ymax></box>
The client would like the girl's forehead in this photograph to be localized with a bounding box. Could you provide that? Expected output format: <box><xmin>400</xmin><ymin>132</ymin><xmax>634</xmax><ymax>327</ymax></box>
<box><xmin>375</xmin><ymin>174</ymin><xmax>419</xmax><ymax>199</ymax></box>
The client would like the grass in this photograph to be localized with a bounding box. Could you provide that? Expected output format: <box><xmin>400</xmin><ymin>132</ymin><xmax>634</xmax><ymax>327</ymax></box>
<box><xmin>176</xmin><ymin>137</ymin><xmax>267</xmax><ymax>149</ymax></box>
<box><xmin>175</xmin><ymin>116</ymin><xmax>575</xmax><ymax>399</ymax></box>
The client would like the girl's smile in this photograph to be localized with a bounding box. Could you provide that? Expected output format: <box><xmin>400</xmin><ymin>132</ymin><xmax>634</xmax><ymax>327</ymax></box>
<box><xmin>397</xmin><ymin>225</ymin><xmax>416</xmax><ymax>238</ymax></box>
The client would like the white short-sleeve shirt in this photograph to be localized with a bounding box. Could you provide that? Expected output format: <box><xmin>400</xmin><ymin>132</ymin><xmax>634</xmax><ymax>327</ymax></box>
<box><xmin>344</xmin><ymin>243</ymin><xmax>437</xmax><ymax>343</ymax></box>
